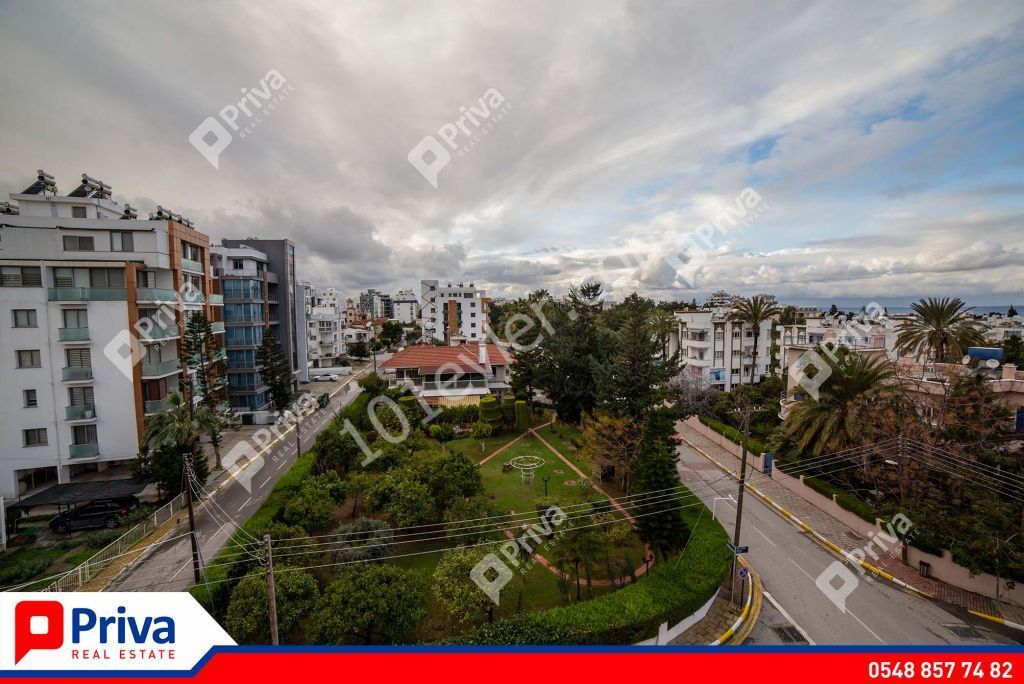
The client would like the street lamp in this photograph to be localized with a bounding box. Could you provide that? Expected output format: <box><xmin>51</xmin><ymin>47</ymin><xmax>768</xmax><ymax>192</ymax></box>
<box><xmin>542</xmin><ymin>475</ymin><xmax>550</xmax><ymax>496</ymax></box>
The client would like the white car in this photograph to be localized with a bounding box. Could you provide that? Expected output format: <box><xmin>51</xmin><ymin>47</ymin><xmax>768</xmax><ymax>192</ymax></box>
<box><xmin>312</xmin><ymin>373</ymin><xmax>339</xmax><ymax>382</ymax></box>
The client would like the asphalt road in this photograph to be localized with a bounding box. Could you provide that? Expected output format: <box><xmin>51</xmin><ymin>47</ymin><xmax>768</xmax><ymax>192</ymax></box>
<box><xmin>675</xmin><ymin>442</ymin><xmax>1020</xmax><ymax>646</ymax></box>
<box><xmin>107</xmin><ymin>361</ymin><xmax>383</xmax><ymax>593</ymax></box>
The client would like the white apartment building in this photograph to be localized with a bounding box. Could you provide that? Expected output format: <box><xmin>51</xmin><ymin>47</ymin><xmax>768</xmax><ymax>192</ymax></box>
<box><xmin>300</xmin><ymin>285</ymin><xmax>350</xmax><ymax>369</ymax></box>
<box><xmin>980</xmin><ymin>314</ymin><xmax>1023</xmax><ymax>344</ymax></box>
<box><xmin>0</xmin><ymin>171</ymin><xmax>222</xmax><ymax>497</ymax></box>
<box><xmin>392</xmin><ymin>288</ymin><xmax>419</xmax><ymax>324</ymax></box>
<box><xmin>675</xmin><ymin>308</ymin><xmax>773</xmax><ymax>391</ymax></box>
<box><xmin>773</xmin><ymin>312</ymin><xmax>908</xmax><ymax>378</ymax></box>
<box><xmin>420</xmin><ymin>280</ymin><xmax>490</xmax><ymax>343</ymax></box>
<box><xmin>704</xmin><ymin>290</ymin><xmax>736</xmax><ymax>308</ymax></box>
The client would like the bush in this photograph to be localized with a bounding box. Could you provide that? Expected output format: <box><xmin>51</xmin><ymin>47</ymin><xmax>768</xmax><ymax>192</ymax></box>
<box><xmin>451</xmin><ymin>503</ymin><xmax>730</xmax><ymax>644</ymax></box>
<box><xmin>514</xmin><ymin>400</ymin><xmax>532</xmax><ymax>430</ymax></box>
<box><xmin>478</xmin><ymin>396</ymin><xmax>502</xmax><ymax>428</ymax></box>
<box><xmin>332</xmin><ymin>518</ymin><xmax>394</xmax><ymax>564</ymax></box>
<box><xmin>84</xmin><ymin>530</ymin><xmax>121</xmax><ymax>549</ymax></box>
<box><xmin>0</xmin><ymin>557</ymin><xmax>51</xmax><ymax>585</ymax></box>
<box><xmin>801</xmin><ymin>475</ymin><xmax>878</xmax><ymax>523</ymax></box>
<box><xmin>283</xmin><ymin>472</ymin><xmax>347</xmax><ymax>532</ymax></box>
<box><xmin>501</xmin><ymin>396</ymin><xmax>516</xmax><ymax>426</ymax></box>
<box><xmin>699</xmin><ymin>416</ymin><xmax>767</xmax><ymax>454</ymax></box>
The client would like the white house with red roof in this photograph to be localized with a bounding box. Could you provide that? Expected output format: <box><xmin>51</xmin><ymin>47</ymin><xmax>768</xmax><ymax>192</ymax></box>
<box><xmin>378</xmin><ymin>341</ymin><xmax>512</xmax><ymax>406</ymax></box>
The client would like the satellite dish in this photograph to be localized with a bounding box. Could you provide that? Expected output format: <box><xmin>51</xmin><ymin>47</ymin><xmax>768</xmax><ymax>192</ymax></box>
<box><xmin>961</xmin><ymin>355</ymin><xmax>971</xmax><ymax>365</ymax></box>
<box><xmin>985</xmin><ymin>358</ymin><xmax>999</xmax><ymax>369</ymax></box>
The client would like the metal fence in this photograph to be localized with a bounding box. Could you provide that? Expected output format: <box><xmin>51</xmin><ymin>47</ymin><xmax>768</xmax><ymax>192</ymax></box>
<box><xmin>42</xmin><ymin>492</ymin><xmax>187</xmax><ymax>592</ymax></box>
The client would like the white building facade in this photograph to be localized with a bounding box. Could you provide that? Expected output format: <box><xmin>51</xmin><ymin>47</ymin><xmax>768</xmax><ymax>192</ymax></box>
<box><xmin>420</xmin><ymin>280</ymin><xmax>489</xmax><ymax>343</ymax></box>
<box><xmin>392</xmin><ymin>288</ymin><xmax>419</xmax><ymax>324</ymax></box>
<box><xmin>675</xmin><ymin>308</ymin><xmax>773</xmax><ymax>391</ymax></box>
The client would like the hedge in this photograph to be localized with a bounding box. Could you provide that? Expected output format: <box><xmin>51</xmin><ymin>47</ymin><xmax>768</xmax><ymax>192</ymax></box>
<box><xmin>449</xmin><ymin>503</ymin><xmax>731</xmax><ymax>644</ymax></box>
<box><xmin>698</xmin><ymin>416</ymin><xmax>767</xmax><ymax>455</ymax></box>
<box><xmin>799</xmin><ymin>475</ymin><xmax>878</xmax><ymax>524</ymax></box>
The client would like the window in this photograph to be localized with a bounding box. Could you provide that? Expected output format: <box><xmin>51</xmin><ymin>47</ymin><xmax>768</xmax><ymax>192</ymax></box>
<box><xmin>470</xmin><ymin>312</ymin><xmax>476</xmax><ymax>318</ymax></box>
<box><xmin>12</xmin><ymin>309</ymin><xmax>37</xmax><ymax>327</ymax></box>
<box><xmin>110</xmin><ymin>231</ymin><xmax>134</xmax><ymax>252</ymax></box>
<box><xmin>69</xmin><ymin>386</ymin><xmax>95</xmax><ymax>407</ymax></box>
<box><xmin>53</xmin><ymin>267</ymin><xmax>124</xmax><ymax>288</ymax></box>
<box><xmin>23</xmin><ymin>389</ymin><xmax>37</xmax><ymax>407</ymax></box>
<box><xmin>1</xmin><ymin>266</ymin><xmax>42</xmax><ymax>287</ymax></box>
<box><xmin>23</xmin><ymin>428</ymin><xmax>47</xmax><ymax>447</ymax></box>
<box><xmin>63</xmin><ymin>235</ymin><xmax>95</xmax><ymax>251</ymax></box>
<box><xmin>65</xmin><ymin>348</ymin><xmax>91</xmax><ymax>368</ymax></box>
<box><xmin>16</xmin><ymin>349</ymin><xmax>41</xmax><ymax>368</ymax></box>
<box><xmin>71</xmin><ymin>206</ymin><xmax>88</xmax><ymax>218</ymax></box>
<box><xmin>63</xmin><ymin>309</ymin><xmax>88</xmax><ymax>329</ymax></box>
<box><xmin>231</xmin><ymin>259</ymin><xmax>244</xmax><ymax>270</ymax></box>
<box><xmin>72</xmin><ymin>425</ymin><xmax>97</xmax><ymax>445</ymax></box>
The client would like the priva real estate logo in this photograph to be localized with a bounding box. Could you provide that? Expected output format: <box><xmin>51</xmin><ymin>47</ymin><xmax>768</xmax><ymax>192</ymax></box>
<box><xmin>0</xmin><ymin>593</ymin><xmax>233</xmax><ymax>672</ymax></box>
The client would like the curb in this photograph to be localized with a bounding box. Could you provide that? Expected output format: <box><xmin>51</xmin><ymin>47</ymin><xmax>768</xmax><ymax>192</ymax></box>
<box><xmin>680</xmin><ymin>434</ymin><xmax>1024</xmax><ymax>634</ymax></box>
<box><xmin>709</xmin><ymin>556</ymin><xmax>761</xmax><ymax>645</ymax></box>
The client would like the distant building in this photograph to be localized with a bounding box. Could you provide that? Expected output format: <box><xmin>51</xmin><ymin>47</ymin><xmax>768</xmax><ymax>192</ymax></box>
<box><xmin>674</xmin><ymin>308</ymin><xmax>773</xmax><ymax>391</ymax></box>
<box><xmin>420</xmin><ymin>280</ymin><xmax>489</xmax><ymax>343</ymax></box>
<box><xmin>358</xmin><ymin>288</ymin><xmax>392</xmax><ymax>319</ymax></box>
<box><xmin>705</xmin><ymin>290</ymin><xmax>736</xmax><ymax>308</ymax></box>
<box><xmin>392</xmin><ymin>288</ymin><xmax>420</xmax><ymax>324</ymax></box>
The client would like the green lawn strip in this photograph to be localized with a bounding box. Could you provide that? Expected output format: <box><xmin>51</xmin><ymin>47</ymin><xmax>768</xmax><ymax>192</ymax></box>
<box><xmin>448</xmin><ymin>431</ymin><xmax>524</xmax><ymax>462</ymax></box>
<box><xmin>533</xmin><ymin>423</ymin><xmax>585</xmax><ymax>469</ymax></box>
<box><xmin>451</xmin><ymin>499</ymin><xmax>731</xmax><ymax>644</ymax></box>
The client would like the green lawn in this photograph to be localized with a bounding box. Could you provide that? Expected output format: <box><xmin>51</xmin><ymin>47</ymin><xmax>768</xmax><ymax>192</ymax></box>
<box><xmin>479</xmin><ymin>434</ymin><xmax>593</xmax><ymax>515</ymax></box>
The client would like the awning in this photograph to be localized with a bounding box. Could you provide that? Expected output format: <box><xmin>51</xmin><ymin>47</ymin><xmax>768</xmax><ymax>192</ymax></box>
<box><xmin>6</xmin><ymin>479</ymin><xmax>151</xmax><ymax>513</ymax></box>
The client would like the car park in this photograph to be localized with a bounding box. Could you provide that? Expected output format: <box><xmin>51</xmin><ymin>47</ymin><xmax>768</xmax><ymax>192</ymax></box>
<box><xmin>49</xmin><ymin>500</ymin><xmax>131</xmax><ymax>534</ymax></box>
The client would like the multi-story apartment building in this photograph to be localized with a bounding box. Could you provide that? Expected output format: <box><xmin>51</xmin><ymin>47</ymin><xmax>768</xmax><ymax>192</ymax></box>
<box><xmin>358</xmin><ymin>288</ymin><xmax>392</xmax><ymax>319</ymax></box>
<box><xmin>674</xmin><ymin>308</ymin><xmax>773</xmax><ymax>391</ymax></box>
<box><xmin>392</xmin><ymin>288</ymin><xmax>419</xmax><ymax>324</ymax></box>
<box><xmin>980</xmin><ymin>314</ymin><xmax>1023</xmax><ymax>344</ymax></box>
<box><xmin>212</xmin><ymin>238</ymin><xmax>302</xmax><ymax>412</ymax></box>
<box><xmin>420</xmin><ymin>280</ymin><xmax>489</xmax><ymax>343</ymax></box>
<box><xmin>302</xmin><ymin>285</ymin><xmax>348</xmax><ymax>369</ymax></box>
<box><xmin>704</xmin><ymin>290</ymin><xmax>736</xmax><ymax>308</ymax></box>
<box><xmin>0</xmin><ymin>171</ymin><xmax>222</xmax><ymax>497</ymax></box>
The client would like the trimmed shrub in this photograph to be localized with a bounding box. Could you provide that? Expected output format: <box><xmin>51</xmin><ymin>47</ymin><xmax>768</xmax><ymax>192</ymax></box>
<box><xmin>699</xmin><ymin>416</ymin><xmax>767</xmax><ymax>454</ymax></box>
<box><xmin>84</xmin><ymin>530</ymin><xmax>121</xmax><ymax>549</ymax></box>
<box><xmin>501</xmin><ymin>396</ymin><xmax>516</xmax><ymax>425</ymax></box>
<box><xmin>478</xmin><ymin>395</ymin><xmax>503</xmax><ymax>428</ymax></box>
<box><xmin>801</xmin><ymin>475</ymin><xmax>877</xmax><ymax>523</ymax></box>
<box><xmin>398</xmin><ymin>395</ymin><xmax>419</xmax><ymax>424</ymax></box>
<box><xmin>514</xmin><ymin>400</ymin><xmax>532</xmax><ymax>429</ymax></box>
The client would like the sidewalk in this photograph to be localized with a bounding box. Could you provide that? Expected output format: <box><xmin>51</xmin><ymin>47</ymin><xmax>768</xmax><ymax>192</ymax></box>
<box><xmin>676</xmin><ymin>422</ymin><xmax>1016</xmax><ymax>624</ymax></box>
<box><xmin>669</xmin><ymin>596</ymin><xmax>741</xmax><ymax>644</ymax></box>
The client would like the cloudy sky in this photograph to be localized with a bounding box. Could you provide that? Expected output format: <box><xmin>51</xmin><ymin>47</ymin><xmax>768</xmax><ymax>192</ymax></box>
<box><xmin>2</xmin><ymin>1</ymin><xmax>1023</xmax><ymax>306</ymax></box>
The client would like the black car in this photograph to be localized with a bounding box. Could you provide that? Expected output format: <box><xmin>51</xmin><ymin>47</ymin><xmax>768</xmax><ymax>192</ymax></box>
<box><xmin>49</xmin><ymin>500</ymin><xmax>129</xmax><ymax>534</ymax></box>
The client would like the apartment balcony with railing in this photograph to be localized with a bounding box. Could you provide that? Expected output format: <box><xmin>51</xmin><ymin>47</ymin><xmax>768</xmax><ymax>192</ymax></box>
<box><xmin>69</xmin><ymin>443</ymin><xmax>100</xmax><ymax>459</ymax></box>
<box><xmin>180</xmin><ymin>257</ymin><xmax>205</xmax><ymax>273</ymax></box>
<box><xmin>136</xmin><ymin>287</ymin><xmax>178</xmax><ymax>303</ymax></box>
<box><xmin>65</xmin><ymin>405</ymin><xmax>97</xmax><ymax>421</ymax></box>
<box><xmin>141</xmin><ymin>358</ymin><xmax>182</xmax><ymax>378</ymax></box>
<box><xmin>48</xmin><ymin>287</ymin><xmax>126</xmax><ymax>301</ymax></box>
<box><xmin>62</xmin><ymin>366</ymin><xmax>93</xmax><ymax>381</ymax></box>
<box><xmin>58</xmin><ymin>327</ymin><xmax>90</xmax><ymax>341</ymax></box>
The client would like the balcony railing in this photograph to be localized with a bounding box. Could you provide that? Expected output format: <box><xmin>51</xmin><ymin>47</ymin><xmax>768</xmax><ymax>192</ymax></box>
<box><xmin>421</xmin><ymin>379</ymin><xmax>488</xmax><ymax>390</ymax></box>
<box><xmin>136</xmin><ymin>287</ymin><xmax>178</xmax><ymax>302</ymax></box>
<box><xmin>69</xmin><ymin>443</ymin><xmax>100</xmax><ymax>459</ymax></box>
<box><xmin>208</xmin><ymin>294</ymin><xmax>224</xmax><ymax>306</ymax></box>
<box><xmin>211</xmin><ymin>321</ymin><xmax>225</xmax><ymax>333</ymax></box>
<box><xmin>180</xmin><ymin>258</ymin><xmax>204</xmax><ymax>273</ymax></box>
<box><xmin>58</xmin><ymin>327</ymin><xmax>90</xmax><ymax>341</ymax></box>
<box><xmin>144</xmin><ymin>398</ymin><xmax>170</xmax><ymax>413</ymax></box>
<box><xmin>66</xmin><ymin>405</ymin><xmax>97</xmax><ymax>421</ymax></box>
<box><xmin>62</xmin><ymin>366</ymin><xmax>93</xmax><ymax>381</ymax></box>
<box><xmin>48</xmin><ymin>287</ymin><xmax>126</xmax><ymax>301</ymax></box>
<box><xmin>141</xmin><ymin>325</ymin><xmax>180</xmax><ymax>340</ymax></box>
<box><xmin>141</xmin><ymin>358</ymin><xmax>182</xmax><ymax>377</ymax></box>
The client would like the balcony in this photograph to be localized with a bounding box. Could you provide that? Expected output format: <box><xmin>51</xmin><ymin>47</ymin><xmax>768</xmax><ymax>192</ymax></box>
<box><xmin>136</xmin><ymin>287</ymin><xmax>178</xmax><ymax>303</ymax></box>
<box><xmin>141</xmin><ymin>358</ymin><xmax>182</xmax><ymax>378</ymax></box>
<box><xmin>421</xmin><ymin>379</ymin><xmax>488</xmax><ymax>390</ymax></box>
<box><xmin>65</xmin><ymin>405</ymin><xmax>97</xmax><ymax>421</ymax></box>
<box><xmin>58</xmin><ymin>327</ymin><xmax>90</xmax><ymax>342</ymax></box>
<box><xmin>181</xmin><ymin>257</ymin><xmax>204</xmax><ymax>273</ymax></box>
<box><xmin>209</xmin><ymin>294</ymin><xmax>224</xmax><ymax>306</ymax></box>
<box><xmin>48</xmin><ymin>287</ymin><xmax>126</xmax><ymax>301</ymax></box>
<box><xmin>141</xmin><ymin>324</ymin><xmax>180</xmax><ymax>341</ymax></box>
<box><xmin>69</xmin><ymin>443</ymin><xmax>100</xmax><ymax>459</ymax></box>
<box><xmin>144</xmin><ymin>398</ymin><xmax>170</xmax><ymax>414</ymax></box>
<box><xmin>219</xmin><ymin>269</ymin><xmax>278</xmax><ymax>284</ymax></box>
<box><xmin>62</xmin><ymin>366</ymin><xmax>93</xmax><ymax>381</ymax></box>
<box><xmin>211</xmin><ymin>321</ymin><xmax>225</xmax><ymax>333</ymax></box>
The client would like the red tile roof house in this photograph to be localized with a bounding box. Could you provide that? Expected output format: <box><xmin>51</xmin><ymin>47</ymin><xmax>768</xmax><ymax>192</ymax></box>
<box><xmin>378</xmin><ymin>342</ymin><xmax>513</xmax><ymax>406</ymax></box>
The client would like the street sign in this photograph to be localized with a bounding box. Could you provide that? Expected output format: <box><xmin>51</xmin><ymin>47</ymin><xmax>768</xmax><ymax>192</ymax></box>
<box><xmin>739</xmin><ymin>567</ymin><xmax>749</xmax><ymax>578</ymax></box>
<box><xmin>727</xmin><ymin>542</ymin><xmax>749</xmax><ymax>554</ymax></box>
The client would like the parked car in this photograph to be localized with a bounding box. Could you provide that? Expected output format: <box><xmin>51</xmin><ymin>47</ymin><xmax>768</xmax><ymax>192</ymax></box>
<box><xmin>312</xmin><ymin>373</ymin><xmax>338</xmax><ymax>382</ymax></box>
<box><xmin>49</xmin><ymin>500</ymin><xmax>130</xmax><ymax>534</ymax></box>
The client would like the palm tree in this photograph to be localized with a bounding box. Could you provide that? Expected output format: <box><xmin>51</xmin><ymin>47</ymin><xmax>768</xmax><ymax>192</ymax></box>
<box><xmin>896</xmin><ymin>297</ymin><xmax>986</xmax><ymax>363</ymax></box>
<box><xmin>729</xmin><ymin>295</ymin><xmax>781</xmax><ymax>385</ymax></box>
<box><xmin>648</xmin><ymin>309</ymin><xmax>676</xmax><ymax>359</ymax></box>
<box><xmin>784</xmin><ymin>350</ymin><xmax>895</xmax><ymax>456</ymax></box>
<box><xmin>144</xmin><ymin>390</ymin><xmax>220</xmax><ymax>474</ymax></box>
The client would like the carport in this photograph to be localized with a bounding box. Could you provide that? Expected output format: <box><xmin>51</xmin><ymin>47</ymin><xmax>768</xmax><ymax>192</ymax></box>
<box><xmin>5</xmin><ymin>479</ymin><xmax>150</xmax><ymax>531</ymax></box>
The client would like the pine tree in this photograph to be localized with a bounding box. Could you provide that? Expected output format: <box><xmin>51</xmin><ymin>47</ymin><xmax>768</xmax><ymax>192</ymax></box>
<box><xmin>632</xmin><ymin>411</ymin><xmax>689</xmax><ymax>560</ymax></box>
<box><xmin>183</xmin><ymin>311</ymin><xmax>228</xmax><ymax>469</ymax></box>
<box><xmin>256</xmin><ymin>327</ymin><xmax>292</xmax><ymax>411</ymax></box>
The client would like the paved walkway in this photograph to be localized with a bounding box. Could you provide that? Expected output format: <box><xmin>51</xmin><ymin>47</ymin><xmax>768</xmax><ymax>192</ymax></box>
<box><xmin>669</xmin><ymin>596</ymin><xmax>742</xmax><ymax>645</ymax></box>
<box><xmin>676</xmin><ymin>423</ymin><xmax>1010</xmax><ymax>620</ymax></box>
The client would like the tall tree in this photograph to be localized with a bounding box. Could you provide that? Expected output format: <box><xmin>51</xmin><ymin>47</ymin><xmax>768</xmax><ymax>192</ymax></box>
<box><xmin>308</xmin><ymin>565</ymin><xmax>426</xmax><ymax>645</ymax></box>
<box><xmin>226</xmin><ymin>569</ymin><xmax>319</xmax><ymax>644</ymax></box>
<box><xmin>501</xmin><ymin>289</ymin><xmax>553</xmax><ymax>408</ymax></box>
<box><xmin>783</xmin><ymin>349</ymin><xmax>895</xmax><ymax>456</ymax></box>
<box><xmin>729</xmin><ymin>295</ymin><xmax>781</xmax><ymax>386</ymax></box>
<box><xmin>256</xmin><ymin>326</ymin><xmax>292</xmax><ymax>410</ymax></box>
<box><xmin>140</xmin><ymin>390</ymin><xmax>216</xmax><ymax>493</ymax></box>
<box><xmin>537</xmin><ymin>282</ymin><xmax>606</xmax><ymax>423</ymax></box>
<box><xmin>1008</xmin><ymin>305</ymin><xmax>1018</xmax><ymax>317</ymax></box>
<box><xmin>1001</xmin><ymin>335</ymin><xmax>1023</xmax><ymax>366</ymax></box>
<box><xmin>896</xmin><ymin>297</ymin><xmax>985</xmax><ymax>362</ymax></box>
<box><xmin>632</xmin><ymin>410</ymin><xmax>689</xmax><ymax>561</ymax></box>
<box><xmin>596</xmin><ymin>293</ymin><xmax>680</xmax><ymax>418</ymax></box>
<box><xmin>578</xmin><ymin>412</ymin><xmax>646</xmax><ymax>493</ymax></box>
<box><xmin>183</xmin><ymin>311</ymin><xmax>228</xmax><ymax>469</ymax></box>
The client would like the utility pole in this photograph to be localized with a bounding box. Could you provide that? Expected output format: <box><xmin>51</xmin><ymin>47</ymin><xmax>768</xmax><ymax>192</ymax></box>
<box><xmin>729</xmin><ymin>402</ymin><xmax>761</xmax><ymax>604</ymax></box>
<box><xmin>294</xmin><ymin>408</ymin><xmax>302</xmax><ymax>456</ymax></box>
<box><xmin>184</xmin><ymin>455</ymin><xmax>202</xmax><ymax>585</ymax></box>
<box><xmin>264</xmin><ymin>534</ymin><xmax>279</xmax><ymax>645</ymax></box>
